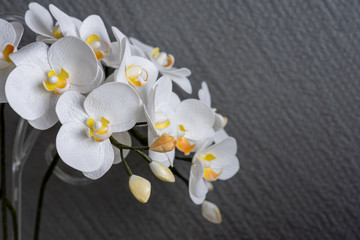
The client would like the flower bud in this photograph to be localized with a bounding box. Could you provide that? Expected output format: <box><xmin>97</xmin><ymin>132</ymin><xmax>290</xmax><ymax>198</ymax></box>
<box><xmin>149</xmin><ymin>161</ymin><xmax>175</xmax><ymax>182</ymax></box>
<box><xmin>129</xmin><ymin>175</ymin><xmax>151</xmax><ymax>203</ymax></box>
<box><xmin>150</xmin><ymin>133</ymin><xmax>176</xmax><ymax>153</ymax></box>
<box><xmin>201</xmin><ymin>200</ymin><xmax>222</xmax><ymax>224</ymax></box>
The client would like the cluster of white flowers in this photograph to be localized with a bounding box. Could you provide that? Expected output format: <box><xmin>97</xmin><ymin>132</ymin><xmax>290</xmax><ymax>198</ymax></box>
<box><xmin>0</xmin><ymin>2</ymin><xmax>239</xmax><ymax>224</ymax></box>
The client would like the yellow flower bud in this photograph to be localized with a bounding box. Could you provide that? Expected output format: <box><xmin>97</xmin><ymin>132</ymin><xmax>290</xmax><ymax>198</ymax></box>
<box><xmin>129</xmin><ymin>175</ymin><xmax>151</xmax><ymax>203</ymax></box>
<box><xmin>150</xmin><ymin>133</ymin><xmax>176</xmax><ymax>153</ymax></box>
<box><xmin>201</xmin><ymin>200</ymin><xmax>222</xmax><ymax>224</ymax></box>
<box><xmin>149</xmin><ymin>161</ymin><xmax>175</xmax><ymax>182</ymax></box>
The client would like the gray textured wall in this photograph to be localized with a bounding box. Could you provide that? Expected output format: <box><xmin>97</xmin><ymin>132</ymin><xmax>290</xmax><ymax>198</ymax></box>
<box><xmin>1</xmin><ymin>0</ymin><xmax>360</xmax><ymax>239</ymax></box>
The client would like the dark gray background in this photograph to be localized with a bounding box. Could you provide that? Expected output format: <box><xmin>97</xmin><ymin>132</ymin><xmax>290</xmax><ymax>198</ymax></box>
<box><xmin>1</xmin><ymin>0</ymin><xmax>360</xmax><ymax>239</ymax></box>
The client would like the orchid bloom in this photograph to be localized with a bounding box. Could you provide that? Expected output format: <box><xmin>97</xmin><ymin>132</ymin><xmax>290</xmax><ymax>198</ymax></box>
<box><xmin>174</xmin><ymin>99</ymin><xmax>215</xmax><ymax>155</ymax></box>
<box><xmin>49</xmin><ymin>4</ymin><xmax>114</xmax><ymax>63</ymax></box>
<box><xmin>0</xmin><ymin>18</ymin><xmax>23</xmax><ymax>103</ymax></box>
<box><xmin>189</xmin><ymin>137</ymin><xmax>239</xmax><ymax>204</ymax></box>
<box><xmin>5</xmin><ymin>36</ymin><xmax>103</xmax><ymax>130</ymax></box>
<box><xmin>145</xmin><ymin>76</ymin><xmax>177</xmax><ymax>166</ymax></box>
<box><xmin>198</xmin><ymin>81</ymin><xmax>228</xmax><ymax>132</ymax></box>
<box><xmin>55</xmin><ymin>82</ymin><xmax>141</xmax><ymax>179</ymax></box>
<box><xmin>25</xmin><ymin>2</ymin><xmax>81</xmax><ymax>43</ymax></box>
<box><xmin>130</xmin><ymin>37</ymin><xmax>192</xmax><ymax>94</ymax></box>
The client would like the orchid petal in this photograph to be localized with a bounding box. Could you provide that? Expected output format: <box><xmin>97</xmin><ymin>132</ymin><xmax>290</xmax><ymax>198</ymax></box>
<box><xmin>214</xmin><ymin>129</ymin><xmax>229</xmax><ymax>144</ymax></box>
<box><xmin>9</xmin><ymin>42</ymin><xmax>49</xmax><ymax>71</ymax></box>
<box><xmin>198</xmin><ymin>81</ymin><xmax>211</xmax><ymax>107</ymax></box>
<box><xmin>49</xmin><ymin>4</ymin><xmax>79</xmax><ymax>37</ymax></box>
<box><xmin>36</xmin><ymin>35</ymin><xmax>56</xmax><ymax>44</ymax></box>
<box><xmin>129</xmin><ymin>37</ymin><xmax>153</xmax><ymax>56</ymax></box>
<box><xmin>71</xmin><ymin>64</ymin><xmax>103</xmax><ymax>93</ymax></box>
<box><xmin>149</xmin><ymin>149</ymin><xmax>175</xmax><ymax>167</ymax></box>
<box><xmin>28</xmin><ymin>95</ymin><xmax>58</xmax><ymax>130</ymax></box>
<box><xmin>164</xmin><ymin>73</ymin><xmax>192</xmax><ymax>94</ymax></box>
<box><xmin>169</xmin><ymin>92</ymin><xmax>180</xmax><ymax>110</ymax></box>
<box><xmin>84</xmin><ymin>82</ymin><xmax>140</xmax><ymax>132</ymax></box>
<box><xmin>10</xmin><ymin>22</ymin><xmax>23</xmax><ymax>47</ymax></box>
<box><xmin>112</xmin><ymin>131</ymin><xmax>131</xmax><ymax>164</ymax></box>
<box><xmin>217</xmin><ymin>155</ymin><xmax>239</xmax><ymax>180</ymax></box>
<box><xmin>83</xmin><ymin>140</ymin><xmax>114</xmax><ymax>179</ymax></box>
<box><xmin>175</xmin><ymin>99</ymin><xmax>215</xmax><ymax>141</ymax></box>
<box><xmin>0</xmin><ymin>64</ymin><xmax>14</xmax><ymax>103</ymax></box>
<box><xmin>5</xmin><ymin>64</ymin><xmax>52</xmax><ymax>120</ymax></box>
<box><xmin>48</xmin><ymin>36</ymin><xmax>98</xmax><ymax>91</ymax></box>
<box><xmin>55</xmin><ymin>90</ymin><xmax>88</xmax><ymax>125</ymax></box>
<box><xmin>189</xmin><ymin>158</ymin><xmax>208</xmax><ymax>205</ymax></box>
<box><xmin>56</xmin><ymin>121</ymin><xmax>108</xmax><ymax>172</ymax></box>
<box><xmin>25</xmin><ymin>2</ymin><xmax>54</xmax><ymax>38</ymax></box>
<box><xmin>0</xmin><ymin>18</ymin><xmax>16</xmax><ymax>45</ymax></box>
<box><xmin>80</xmin><ymin>15</ymin><xmax>110</xmax><ymax>43</ymax></box>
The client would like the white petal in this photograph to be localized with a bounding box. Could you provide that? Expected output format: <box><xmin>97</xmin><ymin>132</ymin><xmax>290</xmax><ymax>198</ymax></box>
<box><xmin>83</xmin><ymin>140</ymin><xmax>114</xmax><ymax>179</ymax></box>
<box><xmin>5</xmin><ymin>64</ymin><xmax>52</xmax><ymax>120</ymax></box>
<box><xmin>55</xmin><ymin>90</ymin><xmax>88</xmax><ymax>125</ymax></box>
<box><xmin>49</xmin><ymin>4</ymin><xmax>79</xmax><ymax>37</ymax></box>
<box><xmin>79</xmin><ymin>15</ymin><xmax>110</xmax><ymax>43</ymax></box>
<box><xmin>161</xmin><ymin>67</ymin><xmax>191</xmax><ymax>77</ymax></box>
<box><xmin>111</xmin><ymin>26</ymin><xmax>125</xmax><ymax>42</ymax></box>
<box><xmin>129</xmin><ymin>43</ymin><xmax>146</xmax><ymax>57</ymax></box>
<box><xmin>214</xmin><ymin>129</ymin><xmax>229</xmax><ymax>144</ymax></box>
<box><xmin>169</xmin><ymin>92</ymin><xmax>180</xmax><ymax>110</ymax></box>
<box><xmin>153</xmin><ymin>76</ymin><xmax>172</xmax><ymax>107</ymax></box>
<box><xmin>0</xmin><ymin>64</ymin><xmax>14</xmax><ymax>103</ymax></box>
<box><xmin>125</xmin><ymin>56</ymin><xmax>158</xmax><ymax>102</ymax></box>
<box><xmin>9</xmin><ymin>42</ymin><xmax>49</xmax><ymax>71</ymax></box>
<box><xmin>149</xmin><ymin>149</ymin><xmax>175</xmax><ymax>167</ymax></box>
<box><xmin>198</xmin><ymin>81</ymin><xmax>211</xmax><ymax>107</ymax></box>
<box><xmin>28</xmin><ymin>94</ymin><xmax>58</xmax><ymax>130</ymax></box>
<box><xmin>113</xmin><ymin>37</ymin><xmax>132</xmax><ymax>82</ymax></box>
<box><xmin>71</xmin><ymin>17</ymin><xmax>82</xmax><ymax>30</ymax></box>
<box><xmin>71</xmin><ymin>64</ymin><xmax>103</xmax><ymax>93</ymax></box>
<box><xmin>205</xmin><ymin>137</ymin><xmax>237</xmax><ymax>157</ymax></box>
<box><xmin>129</xmin><ymin>37</ymin><xmax>153</xmax><ymax>56</ymax></box>
<box><xmin>84</xmin><ymin>82</ymin><xmax>141</xmax><ymax>132</ymax></box>
<box><xmin>25</xmin><ymin>2</ymin><xmax>54</xmax><ymax>38</ymax></box>
<box><xmin>36</xmin><ymin>35</ymin><xmax>56</xmax><ymax>44</ymax></box>
<box><xmin>101</xmin><ymin>41</ymin><xmax>120</xmax><ymax>68</ymax></box>
<box><xmin>175</xmin><ymin>99</ymin><xmax>215</xmax><ymax>141</ymax></box>
<box><xmin>48</xmin><ymin>36</ymin><xmax>98</xmax><ymax>91</ymax></box>
<box><xmin>189</xmin><ymin>159</ymin><xmax>207</xmax><ymax>205</ymax></box>
<box><xmin>0</xmin><ymin>18</ymin><xmax>16</xmax><ymax>45</ymax></box>
<box><xmin>217</xmin><ymin>155</ymin><xmax>239</xmax><ymax>180</ymax></box>
<box><xmin>10</xmin><ymin>22</ymin><xmax>23</xmax><ymax>47</ymax></box>
<box><xmin>112</xmin><ymin>131</ymin><xmax>131</xmax><ymax>164</ymax></box>
<box><xmin>164</xmin><ymin>73</ymin><xmax>192</xmax><ymax>94</ymax></box>
<box><xmin>56</xmin><ymin>121</ymin><xmax>109</xmax><ymax>172</ymax></box>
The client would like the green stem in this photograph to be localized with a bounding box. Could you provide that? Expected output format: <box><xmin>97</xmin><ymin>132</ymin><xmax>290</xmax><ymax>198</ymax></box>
<box><xmin>0</xmin><ymin>103</ymin><xmax>7</xmax><ymax>240</ymax></box>
<box><xmin>128</xmin><ymin>128</ymin><xmax>148</xmax><ymax>146</ymax></box>
<box><xmin>0</xmin><ymin>190</ymin><xmax>18</xmax><ymax>240</ymax></box>
<box><xmin>120</xmin><ymin>149</ymin><xmax>132</xmax><ymax>176</ymax></box>
<box><xmin>133</xmin><ymin>149</ymin><xmax>152</xmax><ymax>163</ymax></box>
<box><xmin>33</xmin><ymin>153</ymin><xmax>60</xmax><ymax>240</ymax></box>
<box><xmin>109</xmin><ymin>136</ymin><xmax>149</xmax><ymax>150</ymax></box>
<box><xmin>169</xmin><ymin>166</ymin><xmax>189</xmax><ymax>186</ymax></box>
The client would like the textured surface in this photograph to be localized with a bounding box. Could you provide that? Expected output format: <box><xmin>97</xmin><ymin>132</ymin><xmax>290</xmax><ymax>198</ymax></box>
<box><xmin>1</xmin><ymin>0</ymin><xmax>360</xmax><ymax>239</ymax></box>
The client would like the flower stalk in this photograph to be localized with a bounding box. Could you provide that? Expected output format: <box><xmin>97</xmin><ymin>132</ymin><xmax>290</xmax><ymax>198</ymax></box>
<box><xmin>1</xmin><ymin>103</ymin><xmax>7</xmax><ymax>240</ymax></box>
<box><xmin>33</xmin><ymin>153</ymin><xmax>60</xmax><ymax>240</ymax></box>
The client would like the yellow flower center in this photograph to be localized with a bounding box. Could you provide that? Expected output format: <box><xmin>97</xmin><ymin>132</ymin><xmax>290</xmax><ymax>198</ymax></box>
<box><xmin>151</xmin><ymin>47</ymin><xmax>174</xmax><ymax>68</ymax></box>
<box><xmin>87</xmin><ymin>117</ymin><xmax>112</xmax><ymax>142</ymax></box>
<box><xmin>43</xmin><ymin>69</ymin><xmax>70</xmax><ymax>94</ymax></box>
<box><xmin>0</xmin><ymin>44</ymin><xmax>15</xmax><ymax>63</ymax></box>
<box><xmin>53</xmin><ymin>25</ymin><xmax>63</xmax><ymax>39</ymax></box>
<box><xmin>176</xmin><ymin>137</ymin><xmax>195</xmax><ymax>156</ymax></box>
<box><xmin>155</xmin><ymin>111</ymin><xmax>170</xmax><ymax>129</ymax></box>
<box><xmin>126</xmin><ymin>64</ymin><xmax>149</xmax><ymax>87</ymax></box>
<box><xmin>198</xmin><ymin>153</ymin><xmax>222</xmax><ymax>181</ymax></box>
<box><xmin>86</xmin><ymin>34</ymin><xmax>110</xmax><ymax>60</ymax></box>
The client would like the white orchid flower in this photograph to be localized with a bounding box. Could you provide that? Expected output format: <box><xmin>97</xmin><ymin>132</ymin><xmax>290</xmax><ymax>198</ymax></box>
<box><xmin>189</xmin><ymin>137</ymin><xmax>239</xmax><ymax>204</ymax></box>
<box><xmin>174</xmin><ymin>99</ymin><xmax>215</xmax><ymax>155</ymax></box>
<box><xmin>48</xmin><ymin>4</ymin><xmax>115</xmax><ymax>64</ymax></box>
<box><xmin>130</xmin><ymin>37</ymin><xmax>192</xmax><ymax>94</ymax></box>
<box><xmin>25</xmin><ymin>2</ymin><xmax>81</xmax><ymax>44</ymax></box>
<box><xmin>0</xmin><ymin>18</ymin><xmax>23</xmax><ymax>103</ymax></box>
<box><xmin>55</xmin><ymin>82</ymin><xmax>141</xmax><ymax>179</ymax></box>
<box><xmin>198</xmin><ymin>81</ymin><xmax>228</xmax><ymax>132</ymax></box>
<box><xmin>5</xmin><ymin>36</ymin><xmax>103</xmax><ymax>130</ymax></box>
<box><xmin>145</xmin><ymin>76</ymin><xmax>177</xmax><ymax>166</ymax></box>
